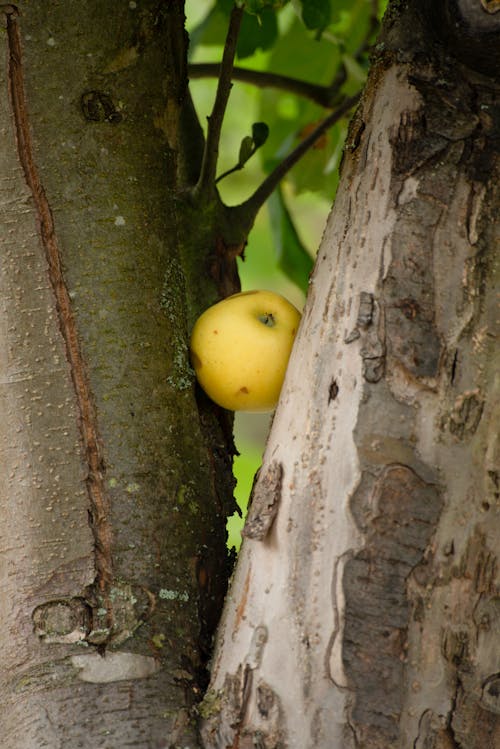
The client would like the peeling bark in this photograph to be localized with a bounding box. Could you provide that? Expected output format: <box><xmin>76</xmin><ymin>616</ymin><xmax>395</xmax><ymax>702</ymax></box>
<box><xmin>1</xmin><ymin>0</ymin><xmax>498</xmax><ymax>746</ymax></box>
<box><xmin>202</xmin><ymin>3</ymin><xmax>500</xmax><ymax>748</ymax></box>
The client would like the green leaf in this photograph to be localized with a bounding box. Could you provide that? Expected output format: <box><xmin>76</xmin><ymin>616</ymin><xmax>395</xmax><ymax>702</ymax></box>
<box><xmin>251</xmin><ymin>122</ymin><xmax>270</xmax><ymax>148</ymax></box>
<box><xmin>188</xmin><ymin>4</ymin><xmax>229</xmax><ymax>51</ymax></box>
<box><xmin>245</xmin><ymin>0</ymin><xmax>291</xmax><ymax>13</ymax></box>
<box><xmin>218</xmin><ymin>123</ymin><xmax>270</xmax><ymax>183</ymax></box>
<box><xmin>238</xmin><ymin>136</ymin><xmax>255</xmax><ymax>166</ymax></box>
<box><xmin>296</xmin><ymin>0</ymin><xmax>331</xmax><ymax>31</ymax></box>
<box><xmin>268</xmin><ymin>187</ymin><xmax>314</xmax><ymax>294</ymax></box>
<box><xmin>188</xmin><ymin>1</ymin><xmax>282</xmax><ymax>53</ymax></box>
<box><xmin>237</xmin><ymin>8</ymin><xmax>279</xmax><ymax>58</ymax></box>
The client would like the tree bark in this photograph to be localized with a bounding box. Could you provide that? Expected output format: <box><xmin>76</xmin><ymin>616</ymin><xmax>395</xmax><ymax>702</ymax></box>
<box><xmin>201</xmin><ymin>3</ymin><xmax>500</xmax><ymax>748</ymax></box>
<box><xmin>0</xmin><ymin>2</ymin><xmax>235</xmax><ymax>746</ymax></box>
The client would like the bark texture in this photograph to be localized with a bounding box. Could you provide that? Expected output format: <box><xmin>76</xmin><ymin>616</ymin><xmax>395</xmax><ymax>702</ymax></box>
<box><xmin>0</xmin><ymin>2</ymin><xmax>234</xmax><ymax>746</ymax></box>
<box><xmin>201</xmin><ymin>3</ymin><xmax>500</xmax><ymax>748</ymax></box>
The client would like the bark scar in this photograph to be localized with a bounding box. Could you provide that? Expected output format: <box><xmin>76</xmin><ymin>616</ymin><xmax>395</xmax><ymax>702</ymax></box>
<box><xmin>345</xmin><ymin>292</ymin><xmax>385</xmax><ymax>383</ymax></box>
<box><xmin>324</xmin><ymin>549</ymin><xmax>355</xmax><ymax>690</ymax></box>
<box><xmin>2</xmin><ymin>6</ymin><xmax>113</xmax><ymax>610</ymax></box>
<box><xmin>242</xmin><ymin>461</ymin><xmax>283</xmax><ymax>541</ymax></box>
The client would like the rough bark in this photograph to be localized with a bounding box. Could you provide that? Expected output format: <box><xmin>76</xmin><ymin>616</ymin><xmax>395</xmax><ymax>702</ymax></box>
<box><xmin>201</xmin><ymin>3</ymin><xmax>500</xmax><ymax>748</ymax></box>
<box><xmin>0</xmin><ymin>2</ymin><xmax>235</xmax><ymax>746</ymax></box>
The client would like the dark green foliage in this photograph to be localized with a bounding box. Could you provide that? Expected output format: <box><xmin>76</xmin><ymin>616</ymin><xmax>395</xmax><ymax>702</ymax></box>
<box><xmin>216</xmin><ymin>122</ymin><xmax>269</xmax><ymax>183</ymax></box>
<box><xmin>298</xmin><ymin>0</ymin><xmax>331</xmax><ymax>32</ymax></box>
<box><xmin>268</xmin><ymin>187</ymin><xmax>314</xmax><ymax>294</ymax></box>
<box><xmin>191</xmin><ymin>1</ymin><xmax>279</xmax><ymax>58</ymax></box>
<box><xmin>237</xmin><ymin>123</ymin><xmax>269</xmax><ymax>169</ymax></box>
<box><xmin>237</xmin><ymin>9</ymin><xmax>279</xmax><ymax>58</ymax></box>
<box><xmin>244</xmin><ymin>0</ymin><xmax>291</xmax><ymax>13</ymax></box>
<box><xmin>188</xmin><ymin>0</ymin><xmax>385</xmax><ymax>291</ymax></box>
<box><xmin>251</xmin><ymin>122</ymin><xmax>270</xmax><ymax>148</ymax></box>
<box><xmin>238</xmin><ymin>135</ymin><xmax>254</xmax><ymax>166</ymax></box>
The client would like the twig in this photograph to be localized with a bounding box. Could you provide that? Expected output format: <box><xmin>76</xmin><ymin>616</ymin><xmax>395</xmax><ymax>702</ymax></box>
<box><xmin>215</xmin><ymin>161</ymin><xmax>246</xmax><ymax>184</ymax></box>
<box><xmin>188</xmin><ymin>2</ymin><xmax>381</xmax><ymax>110</ymax></box>
<box><xmin>195</xmin><ymin>5</ymin><xmax>244</xmax><ymax>195</ymax></box>
<box><xmin>189</xmin><ymin>63</ymin><xmax>343</xmax><ymax>108</ymax></box>
<box><xmin>231</xmin><ymin>93</ymin><xmax>360</xmax><ymax>229</ymax></box>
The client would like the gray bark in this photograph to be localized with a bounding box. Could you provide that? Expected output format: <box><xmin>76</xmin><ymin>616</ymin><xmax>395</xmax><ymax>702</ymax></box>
<box><xmin>1</xmin><ymin>1</ymin><xmax>499</xmax><ymax>747</ymax></box>
<box><xmin>201</xmin><ymin>3</ymin><xmax>500</xmax><ymax>748</ymax></box>
<box><xmin>0</xmin><ymin>2</ymin><xmax>233</xmax><ymax>746</ymax></box>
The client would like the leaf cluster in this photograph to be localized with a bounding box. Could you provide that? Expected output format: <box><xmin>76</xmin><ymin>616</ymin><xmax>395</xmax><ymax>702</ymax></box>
<box><xmin>186</xmin><ymin>0</ymin><xmax>384</xmax><ymax>292</ymax></box>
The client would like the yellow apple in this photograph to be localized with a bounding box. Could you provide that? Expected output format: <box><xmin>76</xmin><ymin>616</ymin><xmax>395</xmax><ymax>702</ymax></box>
<box><xmin>189</xmin><ymin>290</ymin><xmax>301</xmax><ymax>412</ymax></box>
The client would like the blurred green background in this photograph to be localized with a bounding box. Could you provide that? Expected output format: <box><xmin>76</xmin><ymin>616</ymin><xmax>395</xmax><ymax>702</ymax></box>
<box><xmin>185</xmin><ymin>0</ymin><xmax>383</xmax><ymax>548</ymax></box>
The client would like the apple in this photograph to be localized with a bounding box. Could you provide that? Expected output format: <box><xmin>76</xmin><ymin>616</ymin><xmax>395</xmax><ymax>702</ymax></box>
<box><xmin>189</xmin><ymin>290</ymin><xmax>301</xmax><ymax>412</ymax></box>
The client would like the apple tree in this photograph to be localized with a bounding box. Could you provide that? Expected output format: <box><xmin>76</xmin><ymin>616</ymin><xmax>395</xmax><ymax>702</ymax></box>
<box><xmin>0</xmin><ymin>1</ymin><xmax>499</xmax><ymax>748</ymax></box>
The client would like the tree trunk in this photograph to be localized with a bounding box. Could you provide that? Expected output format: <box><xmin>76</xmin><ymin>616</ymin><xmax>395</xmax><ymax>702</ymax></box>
<box><xmin>201</xmin><ymin>3</ymin><xmax>500</xmax><ymax>748</ymax></box>
<box><xmin>0</xmin><ymin>2</ymin><xmax>235</xmax><ymax>746</ymax></box>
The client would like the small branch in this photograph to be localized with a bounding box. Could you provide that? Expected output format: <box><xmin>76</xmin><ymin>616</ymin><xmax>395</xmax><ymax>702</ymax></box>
<box><xmin>195</xmin><ymin>5</ymin><xmax>244</xmax><ymax>195</ymax></box>
<box><xmin>188</xmin><ymin>3</ymin><xmax>381</xmax><ymax>110</ymax></box>
<box><xmin>215</xmin><ymin>161</ymin><xmax>246</xmax><ymax>184</ymax></box>
<box><xmin>231</xmin><ymin>93</ymin><xmax>360</xmax><ymax>230</ymax></box>
<box><xmin>189</xmin><ymin>63</ymin><xmax>342</xmax><ymax>108</ymax></box>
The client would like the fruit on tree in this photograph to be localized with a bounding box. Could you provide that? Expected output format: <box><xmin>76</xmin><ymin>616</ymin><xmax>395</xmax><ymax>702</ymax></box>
<box><xmin>189</xmin><ymin>290</ymin><xmax>301</xmax><ymax>412</ymax></box>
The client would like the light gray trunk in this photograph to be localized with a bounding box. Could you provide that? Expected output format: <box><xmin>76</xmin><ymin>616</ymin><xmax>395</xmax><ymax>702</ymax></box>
<box><xmin>201</xmin><ymin>5</ymin><xmax>500</xmax><ymax>748</ymax></box>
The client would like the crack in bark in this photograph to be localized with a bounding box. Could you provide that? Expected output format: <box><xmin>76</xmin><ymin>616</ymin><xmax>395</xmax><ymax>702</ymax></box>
<box><xmin>446</xmin><ymin>679</ymin><xmax>462</xmax><ymax>749</ymax></box>
<box><xmin>324</xmin><ymin>549</ymin><xmax>355</xmax><ymax>690</ymax></box>
<box><xmin>2</xmin><ymin>5</ymin><xmax>113</xmax><ymax>606</ymax></box>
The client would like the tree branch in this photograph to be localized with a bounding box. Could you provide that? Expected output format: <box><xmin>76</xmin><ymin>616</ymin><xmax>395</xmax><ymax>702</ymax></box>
<box><xmin>215</xmin><ymin>161</ymin><xmax>245</xmax><ymax>185</ymax></box>
<box><xmin>189</xmin><ymin>63</ymin><xmax>344</xmax><ymax>108</ymax></box>
<box><xmin>230</xmin><ymin>93</ymin><xmax>361</xmax><ymax>233</ymax></box>
<box><xmin>195</xmin><ymin>5</ymin><xmax>244</xmax><ymax>195</ymax></box>
<box><xmin>188</xmin><ymin>1</ymin><xmax>381</xmax><ymax>110</ymax></box>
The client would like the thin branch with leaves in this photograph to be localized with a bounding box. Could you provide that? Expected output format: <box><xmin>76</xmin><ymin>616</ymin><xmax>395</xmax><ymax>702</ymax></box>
<box><xmin>231</xmin><ymin>92</ymin><xmax>361</xmax><ymax>231</ymax></box>
<box><xmin>216</xmin><ymin>122</ymin><xmax>269</xmax><ymax>184</ymax></box>
<box><xmin>190</xmin><ymin>2</ymin><xmax>373</xmax><ymax>247</ymax></box>
<box><xmin>189</xmin><ymin>0</ymin><xmax>380</xmax><ymax>111</ymax></box>
<box><xmin>195</xmin><ymin>4</ymin><xmax>244</xmax><ymax>195</ymax></box>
